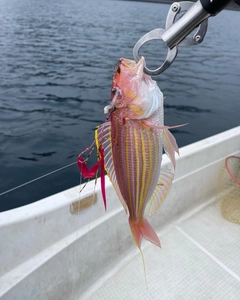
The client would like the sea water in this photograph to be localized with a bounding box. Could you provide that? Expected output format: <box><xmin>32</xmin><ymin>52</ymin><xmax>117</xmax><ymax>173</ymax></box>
<box><xmin>0</xmin><ymin>0</ymin><xmax>239</xmax><ymax>211</ymax></box>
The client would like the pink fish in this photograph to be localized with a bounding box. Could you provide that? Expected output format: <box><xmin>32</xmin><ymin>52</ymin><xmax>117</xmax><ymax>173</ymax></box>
<box><xmin>78</xmin><ymin>57</ymin><xmax>182</xmax><ymax>251</ymax></box>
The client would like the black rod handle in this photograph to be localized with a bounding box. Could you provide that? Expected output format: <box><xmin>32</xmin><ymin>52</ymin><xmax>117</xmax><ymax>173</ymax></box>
<box><xmin>200</xmin><ymin>0</ymin><xmax>232</xmax><ymax>15</ymax></box>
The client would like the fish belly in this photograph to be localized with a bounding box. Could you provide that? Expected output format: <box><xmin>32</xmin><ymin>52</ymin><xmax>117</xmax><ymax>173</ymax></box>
<box><xmin>111</xmin><ymin>113</ymin><xmax>163</xmax><ymax>221</ymax></box>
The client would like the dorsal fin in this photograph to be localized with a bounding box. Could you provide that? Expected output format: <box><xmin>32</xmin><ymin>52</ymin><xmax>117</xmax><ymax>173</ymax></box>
<box><xmin>95</xmin><ymin>122</ymin><xmax>128</xmax><ymax>214</ymax></box>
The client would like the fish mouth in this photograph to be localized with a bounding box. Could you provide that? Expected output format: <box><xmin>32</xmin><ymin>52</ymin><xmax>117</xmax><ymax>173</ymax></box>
<box><xmin>113</xmin><ymin>57</ymin><xmax>145</xmax><ymax>74</ymax></box>
<box><xmin>120</xmin><ymin>57</ymin><xmax>145</xmax><ymax>69</ymax></box>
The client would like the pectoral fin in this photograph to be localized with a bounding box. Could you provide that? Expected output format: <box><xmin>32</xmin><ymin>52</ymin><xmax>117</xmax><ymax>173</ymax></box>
<box><xmin>138</xmin><ymin>124</ymin><xmax>180</xmax><ymax>168</ymax></box>
<box><xmin>141</xmin><ymin>120</ymin><xmax>186</xmax><ymax>169</ymax></box>
<box><xmin>148</xmin><ymin>169</ymin><xmax>175</xmax><ymax>217</ymax></box>
<box><xmin>162</xmin><ymin>128</ymin><xmax>179</xmax><ymax>169</ymax></box>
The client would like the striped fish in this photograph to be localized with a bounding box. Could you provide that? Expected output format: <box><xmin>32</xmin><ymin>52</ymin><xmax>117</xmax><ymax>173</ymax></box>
<box><xmin>95</xmin><ymin>57</ymin><xmax>181</xmax><ymax>250</ymax></box>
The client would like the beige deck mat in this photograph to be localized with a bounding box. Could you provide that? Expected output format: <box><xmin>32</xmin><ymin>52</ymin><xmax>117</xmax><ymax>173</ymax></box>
<box><xmin>218</xmin><ymin>156</ymin><xmax>240</xmax><ymax>224</ymax></box>
<box><xmin>82</xmin><ymin>203</ymin><xmax>240</xmax><ymax>300</ymax></box>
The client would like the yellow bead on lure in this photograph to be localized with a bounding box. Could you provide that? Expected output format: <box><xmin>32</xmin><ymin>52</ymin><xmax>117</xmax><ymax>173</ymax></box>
<box><xmin>93</xmin><ymin>57</ymin><xmax>184</xmax><ymax>250</ymax></box>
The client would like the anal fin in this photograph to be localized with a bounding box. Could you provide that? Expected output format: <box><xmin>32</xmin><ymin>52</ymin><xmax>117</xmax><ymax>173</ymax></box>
<box><xmin>148</xmin><ymin>169</ymin><xmax>175</xmax><ymax>217</ymax></box>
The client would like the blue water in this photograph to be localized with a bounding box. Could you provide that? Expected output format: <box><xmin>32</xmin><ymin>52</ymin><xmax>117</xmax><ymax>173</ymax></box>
<box><xmin>0</xmin><ymin>0</ymin><xmax>239</xmax><ymax>211</ymax></box>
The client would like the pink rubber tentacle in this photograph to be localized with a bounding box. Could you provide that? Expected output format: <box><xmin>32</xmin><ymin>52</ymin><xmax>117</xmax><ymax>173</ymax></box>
<box><xmin>77</xmin><ymin>145</ymin><xmax>107</xmax><ymax>210</ymax></box>
<box><xmin>77</xmin><ymin>156</ymin><xmax>101</xmax><ymax>179</ymax></box>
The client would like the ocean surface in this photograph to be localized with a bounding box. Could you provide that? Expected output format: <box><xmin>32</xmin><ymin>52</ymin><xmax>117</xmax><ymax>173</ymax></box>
<box><xmin>0</xmin><ymin>0</ymin><xmax>239</xmax><ymax>212</ymax></box>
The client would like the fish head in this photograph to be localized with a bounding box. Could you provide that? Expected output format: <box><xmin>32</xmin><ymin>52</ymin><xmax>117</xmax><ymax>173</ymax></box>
<box><xmin>104</xmin><ymin>57</ymin><xmax>163</xmax><ymax>119</ymax></box>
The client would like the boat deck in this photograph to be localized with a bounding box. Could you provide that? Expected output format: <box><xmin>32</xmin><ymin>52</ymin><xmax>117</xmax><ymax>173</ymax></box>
<box><xmin>1</xmin><ymin>127</ymin><xmax>239</xmax><ymax>300</ymax></box>
<box><xmin>83</xmin><ymin>202</ymin><xmax>240</xmax><ymax>300</ymax></box>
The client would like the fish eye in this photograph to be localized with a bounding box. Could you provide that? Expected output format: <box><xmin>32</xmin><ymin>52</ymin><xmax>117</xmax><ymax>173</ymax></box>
<box><xmin>112</xmin><ymin>88</ymin><xmax>117</xmax><ymax>94</ymax></box>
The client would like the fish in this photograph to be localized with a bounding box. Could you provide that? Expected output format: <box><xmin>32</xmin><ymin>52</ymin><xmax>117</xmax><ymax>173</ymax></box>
<box><xmin>78</xmin><ymin>57</ymin><xmax>182</xmax><ymax>251</ymax></box>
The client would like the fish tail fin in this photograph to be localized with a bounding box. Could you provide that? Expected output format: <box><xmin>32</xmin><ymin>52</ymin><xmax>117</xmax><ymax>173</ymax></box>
<box><xmin>129</xmin><ymin>218</ymin><xmax>161</xmax><ymax>289</ymax></box>
<box><xmin>129</xmin><ymin>218</ymin><xmax>161</xmax><ymax>249</ymax></box>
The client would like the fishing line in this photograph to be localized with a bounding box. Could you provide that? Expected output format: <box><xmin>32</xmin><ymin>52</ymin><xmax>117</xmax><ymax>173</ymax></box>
<box><xmin>0</xmin><ymin>138</ymin><xmax>99</xmax><ymax>198</ymax></box>
<box><xmin>71</xmin><ymin>154</ymin><xmax>99</xmax><ymax>298</ymax></box>
<box><xmin>0</xmin><ymin>161</ymin><xmax>77</xmax><ymax>197</ymax></box>
<box><xmin>78</xmin><ymin>183</ymin><xmax>96</xmax><ymax>296</ymax></box>
<box><xmin>70</xmin><ymin>172</ymin><xmax>83</xmax><ymax>300</ymax></box>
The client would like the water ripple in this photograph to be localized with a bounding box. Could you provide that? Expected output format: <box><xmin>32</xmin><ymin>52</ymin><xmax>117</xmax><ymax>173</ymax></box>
<box><xmin>164</xmin><ymin>104</ymin><xmax>212</xmax><ymax>114</ymax></box>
